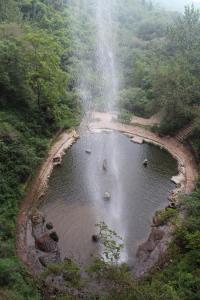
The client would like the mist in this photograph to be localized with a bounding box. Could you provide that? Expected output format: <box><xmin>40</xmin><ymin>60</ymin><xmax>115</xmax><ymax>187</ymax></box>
<box><xmin>156</xmin><ymin>0</ymin><xmax>200</xmax><ymax>11</ymax></box>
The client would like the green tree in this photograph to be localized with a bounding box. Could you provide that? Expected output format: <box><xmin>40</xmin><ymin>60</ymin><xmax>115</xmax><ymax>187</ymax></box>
<box><xmin>0</xmin><ymin>0</ymin><xmax>21</xmax><ymax>23</ymax></box>
<box><xmin>24</xmin><ymin>30</ymin><xmax>67</xmax><ymax>121</ymax></box>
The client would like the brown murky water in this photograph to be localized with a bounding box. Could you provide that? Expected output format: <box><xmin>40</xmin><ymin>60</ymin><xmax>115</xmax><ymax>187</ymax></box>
<box><xmin>41</xmin><ymin>132</ymin><xmax>177</xmax><ymax>266</ymax></box>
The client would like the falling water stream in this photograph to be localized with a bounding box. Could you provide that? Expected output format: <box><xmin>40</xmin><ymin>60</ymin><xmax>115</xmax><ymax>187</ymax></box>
<box><xmin>95</xmin><ymin>0</ymin><xmax>118</xmax><ymax>111</ymax></box>
<box><xmin>40</xmin><ymin>1</ymin><xmax>177</xmax><ymax>266</ymax></box>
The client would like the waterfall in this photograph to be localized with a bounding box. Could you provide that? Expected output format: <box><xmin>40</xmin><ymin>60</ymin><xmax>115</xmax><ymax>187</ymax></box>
<box><xmin>68</xmin><ymin>0</ymin><xmax>119</xmax><ymax>113</ymax></box>
<box><xmin>68</xmin><ymin>0</ymin><xmax>128</xmax><ymax>263</ymax></box>
<box><xmin>95</xmin><ymin>0</ymin><xmax>118</xmax><ymax>111</ymax></box>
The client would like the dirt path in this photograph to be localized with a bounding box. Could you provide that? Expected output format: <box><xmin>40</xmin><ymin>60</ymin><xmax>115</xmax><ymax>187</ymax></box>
<box><xmin>16</xmin><ymin>129</ymin><xmax>79</xmax><ymax>270</ymax></box>
<box><xmin>131</xmin><ymin>113</ymin><xmax>160</xmax><ymax>126</ymax></box>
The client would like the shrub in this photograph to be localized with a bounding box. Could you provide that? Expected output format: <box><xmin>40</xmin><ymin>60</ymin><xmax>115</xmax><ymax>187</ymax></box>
<box><xmin>154</xmin><ymin>208</ymin><xmax>178</xmax><ymax>226</ymax></box>
<box><xmin>117</xmin><ymin>110</ymin><xmax>132</xmax><ymax>124</ymax></box>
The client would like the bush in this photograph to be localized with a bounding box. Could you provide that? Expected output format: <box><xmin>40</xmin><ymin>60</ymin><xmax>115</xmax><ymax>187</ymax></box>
<box><xmin>118</xmin><ymin>88</ymin><xmax>153</xmax><ymax>117</ymax></box>
<box><xmin>42</xmin><ymin>259</ymin><xmax>81</xmax><ymax>288</ymax></box>
<box><xmin>154</xmin><ymin>208</ymin><xmax>178</xmax><ymax>226</ymax></box>
<box><xmin>117</xmin><ymin>110</ymin><xmax>132</xmax><ymax>124</ymax></box>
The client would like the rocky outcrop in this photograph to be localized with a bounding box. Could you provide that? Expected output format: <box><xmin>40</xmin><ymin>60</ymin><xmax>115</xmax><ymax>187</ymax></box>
<box><xmin>137</xmin><ymin>229</ymin><xmax>165</xmax><ymax>255</ymax></box>
<box><xmin>134</xmin><ymin>226</ymin><xmax>171</xmax><ymax>278</ymax></box>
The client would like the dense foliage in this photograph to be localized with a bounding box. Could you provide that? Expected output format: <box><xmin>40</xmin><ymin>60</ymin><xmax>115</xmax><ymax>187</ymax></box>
<box><xmin>118</xmin><ymin>3</ymin><xmax>200</xmax><ymax>139</ymax></box>
<box><xmin>0</xmin><ymin>0</ymin><xmax>82</xmax><ymax>298</ymax></box>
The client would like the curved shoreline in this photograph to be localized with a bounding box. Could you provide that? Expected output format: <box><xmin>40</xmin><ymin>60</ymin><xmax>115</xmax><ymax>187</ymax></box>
<box><xmin>89</xmin><ymin>112</ymin><xmax>198</xmax><ymax>194</ymax></box>
<box><xmin>16</xmin><ymin>112</ymin><xmax>198</xmax><ymax>276</ymax></box>
<box><xmin>16</xmin><ymin>129</ymin><xmax>79</xmax><ymax>273</ymax></box>
<box><xmin>89</xmin><ymin>112</ymin><xmax>198</xmax><ymax>276</ymax></box>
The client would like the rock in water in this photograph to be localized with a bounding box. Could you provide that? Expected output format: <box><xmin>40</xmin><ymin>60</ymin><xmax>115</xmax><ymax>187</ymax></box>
<box><xmin>50</xmin><ymin>231</ymin><xmax>59</xmax><ymax>242</ymax></box>
<box><xmin>85</xmin><ymin>149</ymin><xmax>92</xmax><ymax>154</ymax></box>
<box><xmin>104</xmin><ymin>192</ymin><xmax>111</xmax><ymax>200</ymax></box>
<box><xmin>35</xmin><ymin>233</ymin><xmax>58</xmax><ymax>252</ymax></box>
<box><xmin>46</xmin><ymin>222</ymin><xmax>54</xmax><ymax>230</ymax></box>
<box><xmin>102</xmin><ymin>159</ymin><xmax>107</xmax><ymax>171</ymax></box>
<box><xmin>143</xmin><ymin>159</ymin><xmax>148</xmax><ymax>167</ymax></box>
<box><xmin>92</xmin><ymin>235</ymin><xmax>99</xmax><ymax>242</ymax></box>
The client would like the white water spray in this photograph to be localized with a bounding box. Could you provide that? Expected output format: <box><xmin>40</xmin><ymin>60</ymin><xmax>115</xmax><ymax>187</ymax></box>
<box><xmin>95</xmin><ymin>0</ymin><xmax>119</xmax><ymax>111</ymax></box>
<box><xmin>69</xmin><ymin>0</ymin><xmax>128</xmax><ymax>262</ymax></box>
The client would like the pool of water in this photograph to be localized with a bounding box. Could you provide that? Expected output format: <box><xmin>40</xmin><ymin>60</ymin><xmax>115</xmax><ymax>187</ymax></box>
<box><xmin>41</xmin><ymin>132</ymin><xmax>177</xmax><ymax>266</ymax></box>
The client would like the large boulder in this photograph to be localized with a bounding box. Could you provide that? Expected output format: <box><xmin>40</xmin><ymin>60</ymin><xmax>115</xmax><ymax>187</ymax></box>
<box><xmin>35</xmin><ymin>233</ymin><xmax>58</xmax><ymax>253</ymax></box>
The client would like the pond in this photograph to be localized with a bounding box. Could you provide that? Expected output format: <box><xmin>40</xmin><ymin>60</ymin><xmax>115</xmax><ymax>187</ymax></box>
<box><xmin>41</xmin><ymin>132</ymin><xmax>177</xmax><ymax>266</ymax></box>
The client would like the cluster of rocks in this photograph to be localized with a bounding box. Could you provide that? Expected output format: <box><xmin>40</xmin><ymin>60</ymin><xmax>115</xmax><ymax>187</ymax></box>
<box><xmin>30</xmin><ymin>210</ymin><xmax>61</xmax><ymax>268</ymax></box>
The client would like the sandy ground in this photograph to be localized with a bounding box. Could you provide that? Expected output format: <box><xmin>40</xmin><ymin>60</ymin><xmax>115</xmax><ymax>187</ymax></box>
<box><xmin>131</xmin><ymin>113</ymin><xmax>160</xmax><ymax>126</ymax></box>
